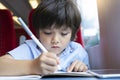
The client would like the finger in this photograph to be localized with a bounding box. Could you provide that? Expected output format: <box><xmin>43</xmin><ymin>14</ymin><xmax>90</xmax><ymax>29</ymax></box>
<box><xmin>40</xmin><ymin>62</ymin><xmax>58</xmax><ymax>74</ymax></box>
<box><xmin>73</xmin><ymin>61</ymin><xmax>83</xmax><ymax>72</ymax></box>
<box><xmin>46</xmin><ymin>52</ymin><xmax>60</xmax><ymax>64</ymax></box>
<box><xmin>78</xmin><ymin>64</ymin><xmax>88</xmax><ymax>72</ymax></box>
<box><xmin>70</xmin><ymin>60</ymin><xmax>88</xmax><ymax>72</ymax></box>
<box><xmin>43</xmin><ymin>56</ymin><xmax>58</xmax><ymax>66</ymax></box>
<box><xmin>46</xmin><ymin>52</ymin><xmax>58</xmax><ymax>59</ymax></box>
<box><xmin>40</xmin><ymin>53</ymin><xmax>59</xmax><ymax>66</ymax></box>
<box><xmin>41</xmin><ymin>68</ymin><xmax>55</xmax><ymax>75</ymax></box>
<box><xmin>67</xmin><ymin>60</ymin><xmax>78</xmax><ymax>72</ymax></box>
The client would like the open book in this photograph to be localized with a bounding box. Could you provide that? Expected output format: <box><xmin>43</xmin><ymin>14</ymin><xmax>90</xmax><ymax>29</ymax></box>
<box><xmin>1</xmin><ymin>70</ymin><xmax>120</xmax><ymax>79</ymax></box>
<box><xmin>42</xmin><ymin>71</ymin><xmax>93</xmax><ymax>78</ymax></box>
<box><xmin>0</xmin><ymin>71</ymin><xmax>93</xmax><ymax>79</ymax></box>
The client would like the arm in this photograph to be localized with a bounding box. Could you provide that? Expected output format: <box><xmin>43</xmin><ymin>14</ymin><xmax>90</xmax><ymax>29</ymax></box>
<box><xmin>0</xmin><ymin>53</ymin><xmax>59</xmax><ymax>76</ymax></box>
<box><xmin>0</xmin><ymin>54</ymin><xmax>37</xmax><ymax>76</ymax></box>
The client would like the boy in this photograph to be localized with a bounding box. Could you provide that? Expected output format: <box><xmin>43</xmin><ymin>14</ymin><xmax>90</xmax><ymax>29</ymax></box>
<box><xmin>0</xmin><ymin>0</ymin><xmax>89</xmax><ymax>76</ymax></box>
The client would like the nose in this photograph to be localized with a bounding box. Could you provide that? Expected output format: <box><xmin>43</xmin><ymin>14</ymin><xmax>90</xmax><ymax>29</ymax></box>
<box><xmin>51</xmin><ymin>34</ymin><xmax>60</xmax><ymax>44</ymax></box>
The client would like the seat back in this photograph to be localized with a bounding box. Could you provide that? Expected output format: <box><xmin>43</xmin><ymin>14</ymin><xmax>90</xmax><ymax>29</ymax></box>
<box><xmin>0</xmin><ymin>9</ymin><xmax>17</xmax><ymax>56</ymax></box>
<box><xmin>15</xmin><ymin>10</ymin><xmax>35</xmax><ymax>45</ymax></box>
<box><xmin>28</xmin><ymin>9</ymin><xmax>36</xmax><ymax>37</ymax></box>
<box><xmin>15</xmin><ymin>28</ymin><xmax>28</xmax><ymax>45</ymax></box>
<box><xmin>74</xmin><ymin>27</ymin><xmax>84</xmax><ymax>47</ymax></box>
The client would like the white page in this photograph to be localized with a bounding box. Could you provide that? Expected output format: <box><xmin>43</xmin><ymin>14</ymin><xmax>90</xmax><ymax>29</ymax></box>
<box><xmin>0</xmin><ymin>71</ymin><xmax>93</xmax><ymax>79</ymax></box>
<box><xmin>0</xmin><ymin>75</ymin><xmax>41</xmax><ymax>80</ymax></box>
<box><xmin>42</xmin><ymin>71</ymin><xmax>93</xmax><ymax>77</ymax></box>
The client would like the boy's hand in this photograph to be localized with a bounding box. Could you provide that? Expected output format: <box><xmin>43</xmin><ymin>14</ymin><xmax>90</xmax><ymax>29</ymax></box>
<box><xmin>34</xmin><ymin>52</ymin><xmax>60</xmax><ymax>75</ymax></box>
<box><xmin>67</xmin><ymin>60</ymin><xmax>88</xmax><ymax>72</ymax></box>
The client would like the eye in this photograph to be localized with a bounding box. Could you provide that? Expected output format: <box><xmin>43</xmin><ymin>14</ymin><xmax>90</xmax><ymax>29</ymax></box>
<box><xmin>43</xmin><ymin>31</ymin><xmax>52</xmax><ymax>35</ymax></box>
<box><xmin>61</xmin><ymin>32</ymin><xmax>69</xmax><ymax>36</ymax></box>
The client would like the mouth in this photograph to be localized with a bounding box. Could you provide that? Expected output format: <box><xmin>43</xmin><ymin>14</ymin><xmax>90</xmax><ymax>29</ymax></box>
<box><xmin>51</xmin><ymin>46</ymin><xmax>60</xmax><ymax>48</ymax></box>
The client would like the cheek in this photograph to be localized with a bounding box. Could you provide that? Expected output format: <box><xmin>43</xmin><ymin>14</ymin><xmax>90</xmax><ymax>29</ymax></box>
<box><xmin>38</xmin><ymin>34</ymin><xmax>50</xmax><ymax>47</ymax></box>
<box><xmin>66</xmin><ymin>33</ymin><xmax>72</xmax><ymax>41</ymax></box>
<box><xmin>61</xmin><ymin>34</ymin><xmax>71</xmax><ymax>45</ymax></box>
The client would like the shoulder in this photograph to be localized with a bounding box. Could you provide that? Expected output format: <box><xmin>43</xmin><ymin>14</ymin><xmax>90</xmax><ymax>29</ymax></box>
<box><xmin>25</xmin><ymin>39</ymin><xmax>36</xmax><ymax>44</ymax></box>
<box><xmin>8</xmin><ymin>39</ymin><xmax>40</xmax><ymax>60</ymax></box>
<box><xmin>24</xmin><ymin>39</ymin><xmax>37</xmax><ymax>47</ymax></box>
<box><xmin>69</xmin><ymin>41</ymin><xmax>83</xmax><ymax>49</ymax></box>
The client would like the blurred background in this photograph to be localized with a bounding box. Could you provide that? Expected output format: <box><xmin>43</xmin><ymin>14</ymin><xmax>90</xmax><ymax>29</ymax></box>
<box><xmin>0</xmin><ymin>0</ymin><xmax>100</xmax><ymax>48</ymax></box>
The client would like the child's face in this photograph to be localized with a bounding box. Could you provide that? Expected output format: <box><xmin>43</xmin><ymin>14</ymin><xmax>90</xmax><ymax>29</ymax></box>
<box><xmin>39</xmin><ymin>25</ymin><xmax>72</xmax><ymax>56</ymax></box>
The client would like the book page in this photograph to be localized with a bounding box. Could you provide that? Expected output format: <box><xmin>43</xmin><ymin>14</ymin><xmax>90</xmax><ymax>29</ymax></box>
<box><xmin>0</xmin><ymin>71</ymin><xmax>93</xmax><ymax>79</ymax></box>
<box><xmin>42</xmin><ymin>71</ymin><xmax>93</xmax><ymax>77</ymax></box>
<box><xmin>0</xmin><ymin>75</ymin><xmax>41</xmax><ymax>79</ymax></box>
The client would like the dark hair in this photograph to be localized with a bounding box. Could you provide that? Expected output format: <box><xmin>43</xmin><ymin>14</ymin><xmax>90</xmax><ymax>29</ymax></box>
<box><xmin>32</xmin><ymin>0</ymin><xmax>81</xmax><ymax>40</ymax></box>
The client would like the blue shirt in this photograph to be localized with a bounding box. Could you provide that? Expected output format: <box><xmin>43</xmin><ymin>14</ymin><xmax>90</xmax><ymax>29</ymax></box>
<box><xmin>8</xmin><ymin>40</ymin><xmax>89</xmax><ymax>71</ymax></box>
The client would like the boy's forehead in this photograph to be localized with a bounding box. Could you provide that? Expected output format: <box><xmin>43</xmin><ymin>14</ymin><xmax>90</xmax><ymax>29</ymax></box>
<box><xmin>49</xmin><ymin>24</ymin><xmax>70</xmax><ymax>29</ymax></box>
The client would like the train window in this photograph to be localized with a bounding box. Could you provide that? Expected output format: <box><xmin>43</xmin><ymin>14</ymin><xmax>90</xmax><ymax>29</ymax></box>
<box><xmin>77</xmin><ymin>0</ymin><xmax>100</xmax><ymax>48</ymax></box>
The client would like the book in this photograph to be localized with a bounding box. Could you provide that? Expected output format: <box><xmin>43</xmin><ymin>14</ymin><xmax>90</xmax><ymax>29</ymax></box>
<box><xmin>42</xmin><ymin>71</ymin><xmax>93</xmax><ymax>78</ymax></box>
<box><xmin>0</xmin><ymin>71</ymin><xmax>93</xmax><ymax>79</ymax></box>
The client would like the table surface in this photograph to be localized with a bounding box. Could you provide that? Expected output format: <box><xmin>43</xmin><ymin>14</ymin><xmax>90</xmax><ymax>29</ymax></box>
<box><xmin>0</xmin><ymin>76</ymin><xmax>120</xmax><ymax>80</ymax></box>
<box><xmin>40</xmin><ymin>77</ymin><xmax>120</xmax><ymax>80</ymax></box>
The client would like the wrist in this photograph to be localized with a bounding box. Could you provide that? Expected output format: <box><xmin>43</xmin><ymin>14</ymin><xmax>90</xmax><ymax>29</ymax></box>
<box><xmin>30</xmin><ymin>58</ymin><xmax>41</xmax><ymax>75</ymax></box>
